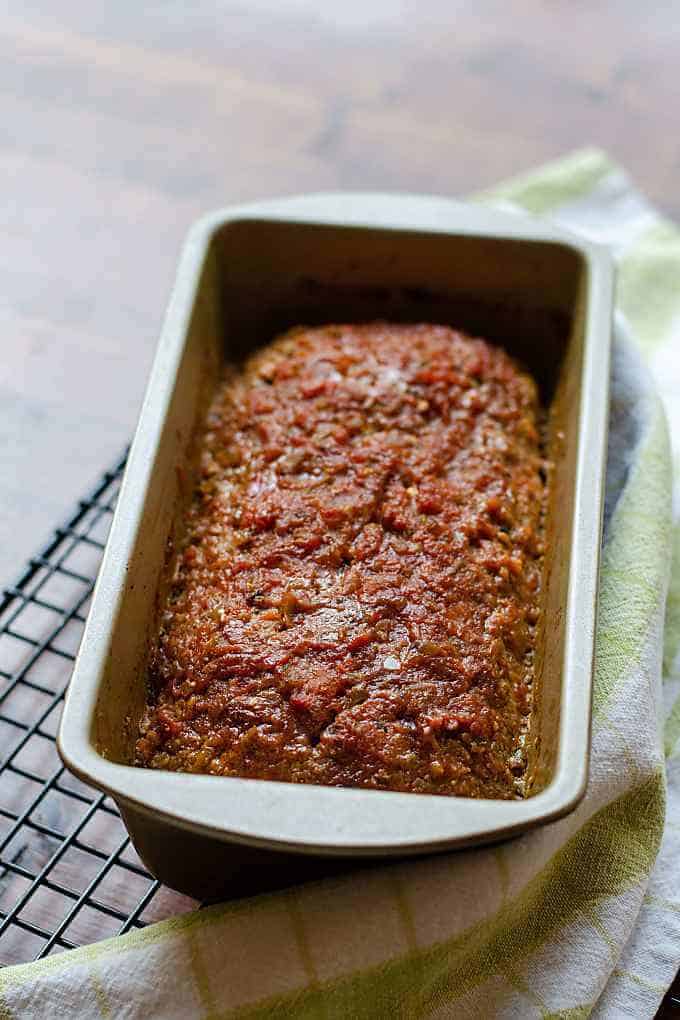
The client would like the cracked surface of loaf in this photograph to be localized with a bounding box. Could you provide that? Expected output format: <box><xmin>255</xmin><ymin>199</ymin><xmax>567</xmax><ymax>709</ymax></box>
<box><xmin>135</xmin><ymin>323</ymin><xmax>545</xmax><ymax>798</ymax></box>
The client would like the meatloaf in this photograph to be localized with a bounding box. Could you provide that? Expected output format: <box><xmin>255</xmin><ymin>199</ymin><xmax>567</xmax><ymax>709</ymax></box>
<box><xmin>135</xmin><ymin>323</ymin><xmax>546</xmax><ymax>798</ymax></box>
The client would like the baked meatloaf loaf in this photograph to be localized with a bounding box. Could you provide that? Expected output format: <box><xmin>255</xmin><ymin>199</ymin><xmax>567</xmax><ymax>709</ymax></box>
<box><xmin>136</xmin><ymin>323</ymin><xmax>545</xmax><ymax>798</ymax></box>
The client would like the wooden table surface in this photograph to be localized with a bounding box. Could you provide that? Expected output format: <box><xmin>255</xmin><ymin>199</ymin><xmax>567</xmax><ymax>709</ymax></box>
<box><xmin>1</xmin><ymin>1</ymin><xmax>678</xmax><ymax>1009</ymax></box>
<box><xmin>2</xmin><ymin>0</ymin><xmax>680</xmax><ymax>588</ymax></box>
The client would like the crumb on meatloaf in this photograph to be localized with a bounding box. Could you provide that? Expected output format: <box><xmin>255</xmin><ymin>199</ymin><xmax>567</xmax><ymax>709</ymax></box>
<box><xmin>135</xmin><ymin>323</ymin><xmax>546</xmax><ymax>798</ymax></box>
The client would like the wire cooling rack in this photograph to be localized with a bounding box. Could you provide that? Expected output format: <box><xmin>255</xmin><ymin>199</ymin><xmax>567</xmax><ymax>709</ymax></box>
<box><xmin>0</xmin><ymin>453</ymin><xmax>678</xmax><ymax>1015</ymax></box>
<box><xmin>0</xmin><ymin>452</ymin><xmax>195</xmax><ymax>968</ymax></box>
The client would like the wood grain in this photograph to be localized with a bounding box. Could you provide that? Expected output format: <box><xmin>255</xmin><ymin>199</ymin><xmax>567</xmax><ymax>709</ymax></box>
<box><xmin>0</xmin><ymin>4</ymin><xmax>678</xmax><ymax>1002</ymax></box>
<box><xmin>2</xmin><ymin>1</ymin><xmax>679</xmax><ymax>586</ymax></box>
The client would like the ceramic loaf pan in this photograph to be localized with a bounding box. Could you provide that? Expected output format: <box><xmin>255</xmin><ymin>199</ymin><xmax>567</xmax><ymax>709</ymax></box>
<box><xmin>58</xmin><ymin>194</ymin><xmax>613</xmax><ymax>901</ymax></box>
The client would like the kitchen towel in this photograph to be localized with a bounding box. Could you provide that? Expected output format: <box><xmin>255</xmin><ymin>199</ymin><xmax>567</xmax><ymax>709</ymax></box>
<box><xmin>1</xmin><ymin>149</ymin><xmax>678</xmax><ymax>1019</ymax></box>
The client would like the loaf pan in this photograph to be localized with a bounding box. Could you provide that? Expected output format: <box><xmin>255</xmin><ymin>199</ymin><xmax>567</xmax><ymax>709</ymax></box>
<box><xmin>58</xmin><ymin>193</ymin><xmax>613</xmax><ymax>900</ymax></box>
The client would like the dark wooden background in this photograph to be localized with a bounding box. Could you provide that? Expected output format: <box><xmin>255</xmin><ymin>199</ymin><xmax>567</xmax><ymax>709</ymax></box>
<box><xmin>2</xmin><ymin>0</ymin><xmax>680</xmax><ymax>587</ymax></box>
<box><xmin>1</xmin><ymin>2</ymin><xmax>678</xmax><ymax>1010</ymax></box>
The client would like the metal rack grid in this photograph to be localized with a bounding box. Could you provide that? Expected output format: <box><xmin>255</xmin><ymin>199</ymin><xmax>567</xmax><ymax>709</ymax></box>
<box><xmin>0</xmin><ymin>454</ymin><xmax>677</xmax><ymax>1016</ymax></box>
<box><xmin>0</xmin><ymin>452</ymin><xmax>194</xmax><ymax>968</ymax></box>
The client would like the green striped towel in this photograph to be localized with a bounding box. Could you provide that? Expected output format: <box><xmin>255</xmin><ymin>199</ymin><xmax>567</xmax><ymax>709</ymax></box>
<box><xmin>2</xmin><ymin>150</ymin><xmax>678</xmax><ymax>1019</ymax></box>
